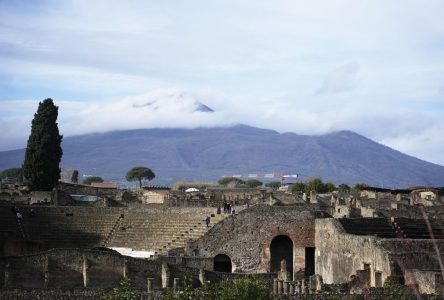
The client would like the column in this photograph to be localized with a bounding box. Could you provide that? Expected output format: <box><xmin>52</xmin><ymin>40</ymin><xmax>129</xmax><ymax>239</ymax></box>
<box><xmin>147</xmin><ymin>278</ymin><xmax>154</xmax><ymax>293</ymax></box>
<box><xmin>199</xmin><ymin>268</ymin><xmax>206</xmax><ymax>285</ymax></box>
<box><xmin>161</xmin><ymin>261</ymin><xmax>169</xmax><ymax>288</ymax></box>
<box><xmin>82</xmin><ymin>255</ymin><xmax>89</xmax><ymax>288</ymax></box>
<box><xmin>277</xmin><ymin>280</ymin><xmax>283</xmax><ymax>295</ymax></box>
<box><xmin>273</xmin><ymin>278</ymin><xmax>278</xmax><ymax>294</ymax></box>
<box><xmin>122</xmin><ymin>258</ymin><xmax>127</xmax><ymax>278</ymax></box>
<box><xmin>173</xmin><ymin>278</ymin><xmax>180</xmax><ymax>292</ymax></box>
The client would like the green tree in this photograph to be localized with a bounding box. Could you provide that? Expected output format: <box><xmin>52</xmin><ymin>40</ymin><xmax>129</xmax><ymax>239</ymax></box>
<box><xmin>304</xmin><ymin>178</ymin><xmax>326</xmax><ymax>194</ymax></box>
<box><xmin>325</xmin><ymin>181</ymin><xmax>336</xmax><ymax>192</ymax></box>
<box><xmin>218</xmin><ymin>177</ymin><xmax>245</xmax><ymax>187</ymax></box>
<box><xmin>338</xmin><ymin>183</ymin><xmax>351</xmax><ymax>194</ymax></box>
<box><xmin>351</xmin><ymin>183</ymin><xmax>367</xmax><ymax>196</ymax></box>
<box><xmin>291</xmin><ymin>182</ymin><xmax>306</xmax><ymax>193</ymax></box>
<box><xmin>265</xmin><ymin>181</ymin><xmax>281</xmax><ymax>189</ymax></box>
<box><xmin>126</xmin><ymin>166</ymin><xmax>155</xmax><ymax>188</ymax></box>
<box><xmin>245</xmin><ymin>179</ymin><xmax>263</xmax><ymax>188</ymax></box>
<box><xmin>83</xmin><ymin>176</ymin><xmax>104</xmax><ymax>185</ymax></box>
<box><xmin>22</xmin><ymin>98</ymin><xmax>63</xmax><ymax>191</ymax></box>
<box><xmin>0</xmin><ymin>167</ymin><xmax>23</xmax><ymax>182</ymax></box>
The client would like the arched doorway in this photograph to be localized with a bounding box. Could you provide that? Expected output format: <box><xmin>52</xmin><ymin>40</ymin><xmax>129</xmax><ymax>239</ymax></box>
<box><xmin>214</xmin><ymin>254</ymin><xmax>232</xmax><ymax>272</ymax></box>
<box><xmin>270</xmin><ymin>235</ymin><xmax>293</xmax><ymax>278</ymax></box>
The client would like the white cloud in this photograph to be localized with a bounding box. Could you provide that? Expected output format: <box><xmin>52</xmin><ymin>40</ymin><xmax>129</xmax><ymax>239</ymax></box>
<box><xmin>316</xmin><ymin>62</ymin><xmax>359</xmax><ymax>94</ymax></box>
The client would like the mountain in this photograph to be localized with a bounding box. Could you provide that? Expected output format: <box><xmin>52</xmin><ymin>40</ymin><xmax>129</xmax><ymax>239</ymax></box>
<box><xmin>1</xmin><ymin>125</ymin><xmax>444</xmax><ymax>187</ymax></box>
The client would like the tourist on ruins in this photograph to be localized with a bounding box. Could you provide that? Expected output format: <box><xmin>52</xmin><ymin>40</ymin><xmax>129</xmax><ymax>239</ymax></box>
<box><xmin>29</xmin><ymin>208</ymin><xmax>35</xmax><ymax>217</ymax></box>
<box><xmin>232</xmin><ymin>208</ymin><xmax>235</xmax><ymax>215</ymax></box>
<box><xmin>16</xmin><ymin>212</ymin><xmax>23</xmax><ymax>220</ymax></box>
<box><xmin>205</xmin><ymin>215</ymin><xmax>210</xmax><ymax>227</ymax></box>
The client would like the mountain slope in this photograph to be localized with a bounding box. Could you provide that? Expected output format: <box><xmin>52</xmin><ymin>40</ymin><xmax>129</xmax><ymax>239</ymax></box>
<box><xmin>1</xmin><ymin>125</ymin><xmax>443</xmax><ymax>187</ymax></box>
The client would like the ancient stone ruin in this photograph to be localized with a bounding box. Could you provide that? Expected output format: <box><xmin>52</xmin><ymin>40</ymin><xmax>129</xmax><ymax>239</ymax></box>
<box><xmin>0</xmin><ymin>182</ymin><xmax>443</xmax><ymax>298</ymax></box>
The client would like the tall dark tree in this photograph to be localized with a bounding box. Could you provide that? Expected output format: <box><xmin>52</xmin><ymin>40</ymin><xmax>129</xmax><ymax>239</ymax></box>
<box><xmin>23</xmin><ymin>99</ymin><xmax>63</xmax><ymax>191</ymax></box>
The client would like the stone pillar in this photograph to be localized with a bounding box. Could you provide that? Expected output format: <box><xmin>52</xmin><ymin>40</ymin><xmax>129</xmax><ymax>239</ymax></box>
<box><xmin>161</xmin><ymin>261</ymin><xmax>169</xmax><ymax>288</ymax></box>
<box><xmin>273</xmin><ymin>278</ymin><xmax>278</xmax><ymax>294</ymax></box>
<box><xmin>173</xmin><ymin>278</ymin><xmax>180</xmax><ymax>292</ymax></box>
<box><xmin>294</xmin><ymin>248</ymin><xmax>305</xmax><ymax>276</ymax></box>
<box><xmin>295</xmin><ymin>282</ymin><xmax>301</xmax><ymax>294</ymax></box>
<box><xmin>277</xmin><ymin>280</ymin><xmax>283</xmax><ymax>294</ymax></box>
<box><xmin>289</xmin><ymin>282</ymin><xmax>295</xmax><ymax>294</ymax></box>
<box><xmin>122</xmin><ymin>258</ymin><xmax>127</xmax><ymax>278</ymax></box>
<box><xmin>82</xmin><ymin>255</ymin><xmax>89</xmax><ymax>288</ymax></box>
<box><xmin>199</xmin><ymin>268</ymin><xmax>206</xmax><ymax>285</ymax></box>
<box><xmin>310</xmin><ymin>191</ymin><xmax>317</xmax><ymax>203</ymax></box>
<box><xmin>43</xmin><ymin>254</ymin><xmax>50</xmax><ymax>288</ymax></box>
<box><xmin>147</xmin><ymin>278</ymin><xmax>154</xmax><ymax>293</ymax></box>
<box><xmin>3</xmin><ymin>263</ymin><xmax>10</xmax><ymax>288</ymax></box>
<box><xmin>283</xmin><ymin>281</ymin><xmax>289</xmax><ymax>294</ymax></box>
<box><xmin>316</xmin><ymin>275</ymin><xmax>323</xmax><ymax>291</ymax></box>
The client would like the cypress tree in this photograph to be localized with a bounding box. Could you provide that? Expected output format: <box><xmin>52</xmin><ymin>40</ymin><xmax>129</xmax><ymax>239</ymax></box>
<box><xmin>23</xmin><ymin>98</ymin><xmax>63</xmax><ymax>191</ymax></box>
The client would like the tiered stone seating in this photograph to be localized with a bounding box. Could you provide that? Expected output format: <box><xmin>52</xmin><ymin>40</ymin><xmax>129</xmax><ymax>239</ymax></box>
<box><xmin>108</xmin><ymin>210</ymin><xmax>225</xmax><ymax>255</ymax></box>
<box><xmin>393</xmin><ymin>218</ymin><xmax>444</xmax><ymax>239</ymax></box>
<box><xmin>339</xmin><ymin>218</ymin><xmax>397</xmax><ymax>238</ymax></box>
<box><xmin>18</xmin><ymin>208</ymin><xmax>122</xmax><ymax>249</ymax></box>
<box><xmin>0</xmin><ymin>206</ymin><xmax>225</xmax><ymax>255</ymax></box>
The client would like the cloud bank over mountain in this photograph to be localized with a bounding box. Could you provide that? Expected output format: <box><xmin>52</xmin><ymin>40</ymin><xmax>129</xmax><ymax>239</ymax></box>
<box><xmin>1</xmin><ymin>88</ymin><xmax>444</xmax><ymax>167</ymax></box>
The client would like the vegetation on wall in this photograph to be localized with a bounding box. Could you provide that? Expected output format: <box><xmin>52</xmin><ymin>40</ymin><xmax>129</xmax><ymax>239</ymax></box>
<box><xmin>99</xmin><ymin>278</ymin><xmax>137</xmax><ymax>300</ymax></box>
<box><xmin>163</xmin><ymin>276</ymin><xmax>270</xmax><ymax>300</ymax></box>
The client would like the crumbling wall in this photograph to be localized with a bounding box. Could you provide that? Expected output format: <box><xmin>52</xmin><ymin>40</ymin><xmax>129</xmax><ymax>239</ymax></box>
<box><xmin>407</xmin><ymin>270</ymin><xmax>444</xmax><ymax>295</ymax></box>
<box><xmin>0</xmin><ymin>248</ymin><xmax>163</xmax><ymax>289</ymax></box>
<box><xmin>315</xmin><ymin>218</ymin><xmax>392</xmax><ymax>286</ymax></box>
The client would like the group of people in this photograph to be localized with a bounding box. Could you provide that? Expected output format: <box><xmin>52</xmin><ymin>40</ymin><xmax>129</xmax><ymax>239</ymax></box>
<box><xmin>223</xmin><ymin>202</ymin><xmax>235</xmax><ymax>214</ymax></box>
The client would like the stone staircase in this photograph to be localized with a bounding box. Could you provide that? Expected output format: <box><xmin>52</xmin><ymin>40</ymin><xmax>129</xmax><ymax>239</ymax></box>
<box><xmin>102</xmin><ymin>214</ymin><xmax>125</xmax><ymax>247</ymax></box>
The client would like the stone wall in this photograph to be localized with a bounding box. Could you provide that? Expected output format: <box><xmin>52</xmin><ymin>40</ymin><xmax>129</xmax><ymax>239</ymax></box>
<box><xmin>188</xmin><ymin>204</ymin><xmax>326</xmax><ymax>278</ymax></box>
<box><xmin>315</xmin><ymin>218</ymin><xmax>393</xmax><ymax>286</ymax></box>
<box><xmin>0</xmin><ymin>248</ymin><xmax>164</xmax><ymax>290</ymax></box>
<box><xmin>315</xmin><ymin>218</ymin><xmax>444</xmax><ymax>289</ymax></box>
<box><xmin>407</xmin><ymin>270</ymin><xmax>444</xmax><ymax>295</ymax></box>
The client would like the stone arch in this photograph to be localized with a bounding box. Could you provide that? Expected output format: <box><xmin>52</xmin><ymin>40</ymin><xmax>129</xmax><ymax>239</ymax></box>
<box><xmin>270</xmin><ymin>235</ymin><xmax>293</xmax><ymax>278</ymax></box>
<box><xmin>214</xmin><ymin>254</ymin><xmax>232</xmax><ymax>273</ymax></box>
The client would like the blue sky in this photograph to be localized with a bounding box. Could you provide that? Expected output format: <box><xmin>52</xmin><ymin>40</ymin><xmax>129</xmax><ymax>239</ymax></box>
<box><xmin>1</xmin><ymin>0</ymin><xmax>444</xmax><ymax>165</ymax></box>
